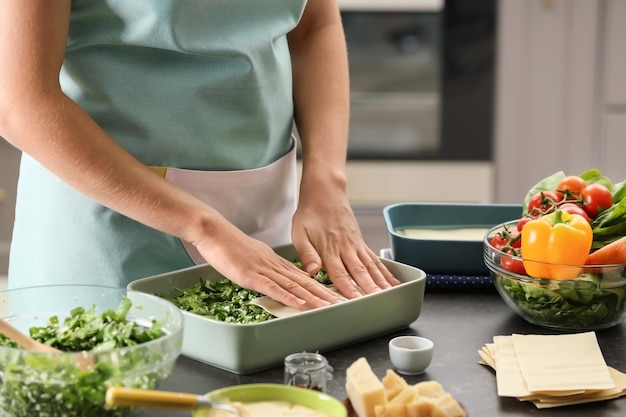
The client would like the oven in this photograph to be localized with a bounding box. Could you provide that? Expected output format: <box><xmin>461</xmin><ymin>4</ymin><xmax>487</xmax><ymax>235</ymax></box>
<box><xmin>337</xmin><ymin>0</ymin><xmax>498</xmax><ymax>205</ymax></box>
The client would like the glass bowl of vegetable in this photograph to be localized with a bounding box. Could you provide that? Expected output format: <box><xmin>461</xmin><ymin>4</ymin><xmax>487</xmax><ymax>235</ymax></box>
<box><xmin>484</xmin><ymin>219</ymin><xmax>626</xmax><ymax>331</ymax></box>
<box><xmin>0</xmin><ymin>285</ymin><xmax>184</xmax><ymax>417</ymax></box>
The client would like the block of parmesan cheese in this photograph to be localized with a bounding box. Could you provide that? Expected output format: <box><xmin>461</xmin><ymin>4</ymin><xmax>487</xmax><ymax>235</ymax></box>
<box><xmin>415</xmin><ymin>381</ymin><xmax>446</xmax><ymax>399</ymax></box>
<box><xmin>406</xmin><ymin>398</ymin><xmax>436</xmax><ymax>417</ymax></box>
<box><xmin>389</xmin><ymin>386</ymin><xmax>417</xmax><ymax>406</ymax></box>
<box><xmin>346</xmin><ymin>357</ymin><xmax>387</xmax><ymax>417</ymax></box>
<box><xmin>382</xmin><ymin>370</ymin><xmax>409</xmax><ymax>401</ymax></box>
<box><xmin>376</xmin><ymin>403</ymin><xmax>409</xmax><ymax>417</ymax></box>
<box><xmin>432</xmin><ymin>393</ymin><xmax>466</xmax><ymax>417</ymax></box>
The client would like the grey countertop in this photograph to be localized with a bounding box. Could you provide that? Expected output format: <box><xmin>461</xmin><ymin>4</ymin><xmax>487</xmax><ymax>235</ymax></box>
<box><xmin>134</xmin><ymin>207</ymin><xmax>626</xmax><ymax>416</ymax></box>
<box><xmin>139</xmin><ymin>288</ymin><xmax>626</xmax><ymax>417</ymax></box>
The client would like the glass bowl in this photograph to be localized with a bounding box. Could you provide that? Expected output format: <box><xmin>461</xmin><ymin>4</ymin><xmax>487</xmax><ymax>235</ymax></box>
<box><xmin>0</xmin><ymin>285</ymin><xmax>184</xmax><ymax>417</ymax></box>
<box><xmin>484</xmin><ymin>221</ymin><xmax>626</xmax><ymax>331</ymax></box>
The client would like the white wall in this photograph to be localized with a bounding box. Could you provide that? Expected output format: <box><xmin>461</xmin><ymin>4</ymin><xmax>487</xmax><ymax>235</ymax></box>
<box><xmin>494</xmin><ymin>0</ymin><xmax>626</xmax><ymax>203</ymax></box>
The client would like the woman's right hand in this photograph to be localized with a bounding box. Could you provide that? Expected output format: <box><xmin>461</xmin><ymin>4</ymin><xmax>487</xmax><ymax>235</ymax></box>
<box><xmin>191</xmin><ymin>221</ymin><xmax>345</xmax><ymax>310</ymax></box>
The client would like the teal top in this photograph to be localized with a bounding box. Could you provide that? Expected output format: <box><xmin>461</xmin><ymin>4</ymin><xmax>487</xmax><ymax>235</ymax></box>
<box><xmin>9</xmin><ymin>0</ymin><xmax>307</xmax><ymax>289</ymax></box>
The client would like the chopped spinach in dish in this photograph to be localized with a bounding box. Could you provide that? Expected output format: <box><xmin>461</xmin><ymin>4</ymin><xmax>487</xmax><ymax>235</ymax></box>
<box><xmin>0</xmin><ymin>297</ymin><xmax>167</xmax><ymax>417</ymax></box>
<box><xmin>164</xmin><ymin>261</ymin><xmax>331</xmax><ymax>323</ymax></box>
<box><xmin>165</xmin><ymin>278</ymin><xmax>274</xmax><ymax>323</ymax></box>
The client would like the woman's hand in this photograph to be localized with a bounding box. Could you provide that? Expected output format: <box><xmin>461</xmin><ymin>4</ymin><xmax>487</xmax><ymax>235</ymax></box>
<box><xmin>291</xmin><ymin>182</ymin><xmax>400</xmax><ymax>300</ymax></box>
<box><xmin>191</xmin><ymin>219</ymin><xmax>346</xmax><ymax>309</ymax></box>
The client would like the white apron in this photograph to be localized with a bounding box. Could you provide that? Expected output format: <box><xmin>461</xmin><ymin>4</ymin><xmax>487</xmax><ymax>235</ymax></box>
<box><xmin>152</xmin><ymin>137</ymin><xmax>298</xmax><ymax>264</ymax></box>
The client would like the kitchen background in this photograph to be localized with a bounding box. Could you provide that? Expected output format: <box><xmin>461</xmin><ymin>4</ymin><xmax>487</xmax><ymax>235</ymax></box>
<box><xmin>1</xmin><ymin>0</ymin><xmax>625</xmax><ymax>281</ymax></box>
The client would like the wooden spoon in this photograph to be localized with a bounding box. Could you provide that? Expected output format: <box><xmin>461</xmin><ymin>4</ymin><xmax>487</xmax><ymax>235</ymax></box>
<box><xmin>0</xmin><ymin>318</ymin><xmax>93</xmax><ymax>370</ymax></box>
<box><xmin>106</xmin><ymin>387</ymin><xmax>245</xmax><ymax>416</ymax></box>
<box><xmin>0</xmin><ymin>318</ymin><xmax>59</xmax><ymax>353</ymax></box>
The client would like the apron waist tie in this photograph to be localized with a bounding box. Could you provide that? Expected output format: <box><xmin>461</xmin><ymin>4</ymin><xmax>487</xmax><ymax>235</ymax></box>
<box><xmin>147</xmin><ymin>166</ymin><xmax>167</xmax><ymax>177</ymax></box>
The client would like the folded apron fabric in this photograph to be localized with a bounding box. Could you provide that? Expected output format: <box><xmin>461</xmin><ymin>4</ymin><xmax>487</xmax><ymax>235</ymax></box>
<box><xmin>151</xmin><ymin>138</ymin><xmax>298</xmax><ymax>264</ymax></box>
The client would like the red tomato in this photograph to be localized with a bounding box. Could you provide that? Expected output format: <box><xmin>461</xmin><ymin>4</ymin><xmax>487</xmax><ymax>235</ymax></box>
<box><xmin>527</xmin><ymin>191</ymin><xmax>561</xmax><ymax>216</ymax></box>
<box><xmin>489</xmin><ymin>234</ymin><xmax>509</xmax><ymax>251</ymax></box>
<box><xmin>559</xmin><ymin>202</ymin><xmax>591</xmax><ymax>223</ymax></box>
<box><xmin>490</xmin><ymin>228</ymin><xmax>521</xmax><ymax>251</ymax></box>
<box><xmin>517</xmin><ymin>216</ymin><xmax>533</xmax><ymax>232</ymax></box>
<box><xmin>555</xmin><ymin>176</ymin><xmax>587</xmax><ymax>201</ymax></box>
<box><xmin>508</xmin><ymin>231</ymin><xmax>522</xmax><ymax>249</ymax></box>
<box><xmin>500</xmin><ymin>249</ymin><xmax>526</xmax><ymax>275</ymax></box>
<box><xmin>581</xmin><ymin>183</ymin><xmax>613</xmax><ymax>218</ymax></box>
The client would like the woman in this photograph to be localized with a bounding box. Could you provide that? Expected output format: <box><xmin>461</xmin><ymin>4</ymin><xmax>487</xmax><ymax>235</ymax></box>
<box><xmin>0</xmin><ymin>0</ymin><xmax>398</xmax><ymax>309</ymax></box>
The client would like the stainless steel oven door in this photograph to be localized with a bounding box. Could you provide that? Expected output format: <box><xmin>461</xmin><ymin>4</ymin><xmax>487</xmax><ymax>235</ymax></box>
<box><xmin>345</xmin><ymin>15</ymin><xmax>441</xmax><ymax>158</ymax></box>
<box><xmin>339</xmin><ymin>0</ymin><xmax>495</xmax><ymax>164</ymax></box>
<box><xmin>334</xmin><ymin>0</ymin><xmax>497</xmax><ymax>205</ymax></box>
<box><xmin>339</xmin><ymin>1</ymin><xmax>444</xmax><ymax>159</ymax></box>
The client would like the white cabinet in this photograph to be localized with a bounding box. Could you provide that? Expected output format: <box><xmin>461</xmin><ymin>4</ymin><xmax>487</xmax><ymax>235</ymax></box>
<box><xmin>603</xmin><ymin>114</ymin><xmax>626</xmax><ymax>178</ymax></box>
<box><xmin>494</xmin><ymin>0</ymin><xmax>626</xmax><ymax>203</ymax></box>
<box><xmin>602</xmin><ymin>0</ymin><xmax>626</xmax><ymax>180</ymax></box>
<box><xmin>604</xmin><ymin>0</ymin><xmax>626</xmax><ymax>106</ymax></box>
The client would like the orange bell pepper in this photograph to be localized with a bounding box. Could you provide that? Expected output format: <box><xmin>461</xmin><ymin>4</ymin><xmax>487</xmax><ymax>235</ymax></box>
<box><xmin>521</xmin><ymin>210</ymin><xmax>593</xmax><ymax>279</ymax></box>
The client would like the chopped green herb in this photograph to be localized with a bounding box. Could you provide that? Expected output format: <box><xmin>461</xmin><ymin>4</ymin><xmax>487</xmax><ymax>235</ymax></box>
<box><xmin>164</xmin><ymin>262</ymin><xmax>331</xmax><ymax>323</ymax></box>
<box><xmin>0</xmin><ymin>297</ymin><xmax>168</xmax><ymax>417</ymax></box>
<box><xmin>293</xmin><ymin>261</ymin><xmax>332</xmax><ymax>286</ymax></box>
<box><xmin>166</xmin><ymin>279</ymin><xmax>274</xmax><ymax>323</ymax></box>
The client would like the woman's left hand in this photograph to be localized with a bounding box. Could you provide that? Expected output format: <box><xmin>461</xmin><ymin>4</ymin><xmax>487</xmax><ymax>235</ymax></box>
<box><xmin>291</xmin><ymin>187</ymin><xmax>400</xmax><ymax>299</ymax></box>
<box><xmin>288</xmin><ymin>0</ymin><xmax>399</xmax><ymax>299</ymax></box>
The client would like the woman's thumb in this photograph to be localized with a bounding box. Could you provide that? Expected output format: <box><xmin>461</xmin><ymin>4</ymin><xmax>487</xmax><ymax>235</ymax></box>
<box><xmin>294</xmin><ymin>242</ymin><xmax>322</xmax><ymax>275</ymax></box>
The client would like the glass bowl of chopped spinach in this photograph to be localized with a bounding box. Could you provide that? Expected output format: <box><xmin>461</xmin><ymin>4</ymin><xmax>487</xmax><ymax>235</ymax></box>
<box><xmin>0</xmin><ymin>285</ymin><xmax>184</xmax><ymax>417</ymax></box>
<box><xmin>484</xmin><ymin>221</ymin><xmax>626</xmax><ymax>331</ymax></box>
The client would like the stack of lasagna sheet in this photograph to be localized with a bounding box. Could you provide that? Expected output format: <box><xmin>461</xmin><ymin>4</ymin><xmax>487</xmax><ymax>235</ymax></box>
<box><xmin>478</xmin><ymin>332</ymin><xmax>626</xmax><ymax>408</ymax></box>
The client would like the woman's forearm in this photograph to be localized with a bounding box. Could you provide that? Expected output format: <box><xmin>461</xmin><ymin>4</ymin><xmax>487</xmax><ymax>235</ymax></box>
<box><xmin>288</xmin><ymin>0</ymin><xmax>350</xmax><ymax>193</ymax></box>
<box><xmin>0</xmin><ymin>1</ymin><xmax>224</xmax><ymax>247</ymax></box>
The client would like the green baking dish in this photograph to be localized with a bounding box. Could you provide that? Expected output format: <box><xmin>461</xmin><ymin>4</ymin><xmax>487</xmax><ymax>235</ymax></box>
<box><xmin>128</xmin><ymin>245</ymin><xmax>426</xmax><ymax>374</ymax></box>
<box><xmin>384</xmin><ymin>203</ymin><xmax>522</xmax><ymax>276</ymax></box>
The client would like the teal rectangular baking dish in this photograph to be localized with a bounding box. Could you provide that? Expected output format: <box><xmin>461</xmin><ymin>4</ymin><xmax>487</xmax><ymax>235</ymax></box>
<box><xmin>128</xmin><ymin>244</ymin><xmax>426</xmax><ymax>374</ymax></box>
<box><xmin>384</xmin><ymin>203</ymin><xmax>522</xmax><ymax>276</ymax></box>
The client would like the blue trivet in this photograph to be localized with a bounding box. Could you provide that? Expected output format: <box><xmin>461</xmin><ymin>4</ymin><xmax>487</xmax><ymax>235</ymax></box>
<box><xmin>380</xmin><ymin>248</ymin><xmax>493</xmax><ymax>290</ymax></box>
<box><xmin>426</xmin><ymin>274</ymin><xmax>493</xmax><ymax>290</ymax></box>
